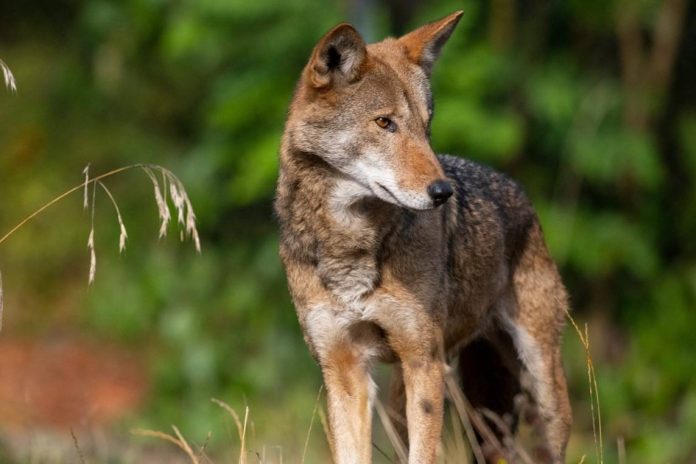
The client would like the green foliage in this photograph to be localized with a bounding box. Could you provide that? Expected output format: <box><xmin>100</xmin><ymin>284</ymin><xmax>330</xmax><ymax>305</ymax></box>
<box><xmin>1</xmin><ymin>0</ymin><xmax>695</xmax><ymax>461</ymax></box>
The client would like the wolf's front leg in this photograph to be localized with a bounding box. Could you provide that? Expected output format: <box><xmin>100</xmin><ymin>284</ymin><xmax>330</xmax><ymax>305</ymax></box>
<box><xmin>305</xmin><ymin>307</ymin><xmax>374</xmax><ymax>464</ymax></box>
<box><xmin>400</xmin><ymin>348</ymin><xmax>445</xmax><ymax>464</ymax></box>
<box><xmin>321</xmin><ymin>342</ymin><xmax>374</xmax><ymax>464</ymax></box>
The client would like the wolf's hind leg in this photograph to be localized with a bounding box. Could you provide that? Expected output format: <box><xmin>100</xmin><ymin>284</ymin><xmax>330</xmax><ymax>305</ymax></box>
<box><xmin>503</xmin><ymin>223</ymin><xmax>572</xmax><ymax>464</ymax></box>
<box><xmin>457</xmin><ymin>333</ymin><xmax>522</xmax><ymax>463</ymax></box>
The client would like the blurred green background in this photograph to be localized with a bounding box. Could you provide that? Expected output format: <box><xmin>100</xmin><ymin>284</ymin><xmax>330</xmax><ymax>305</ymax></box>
<box><xmin>1</xmin><ymin>0</ymin><xmax>695</xmax><ymax>462</ymax></box>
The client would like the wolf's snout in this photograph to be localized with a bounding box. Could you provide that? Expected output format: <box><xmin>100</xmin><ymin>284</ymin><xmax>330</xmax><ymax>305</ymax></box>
<box><xmin>427</xmin><ymin>180</ymin><xmax>453</xmax><ymax>206</ymax></box>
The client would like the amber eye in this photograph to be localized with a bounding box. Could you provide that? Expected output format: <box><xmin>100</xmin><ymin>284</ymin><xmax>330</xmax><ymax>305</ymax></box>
<box><xmin>375</xmin><ymin>117</ymin><xmax>396</xmax><ymax>132</ymax></box>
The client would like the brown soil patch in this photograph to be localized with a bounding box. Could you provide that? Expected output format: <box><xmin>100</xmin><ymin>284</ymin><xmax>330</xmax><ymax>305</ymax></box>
<box><xmin>0</xmin><ymin>337</ymin><xmax>147</xmax><ymax>430</ymax></box>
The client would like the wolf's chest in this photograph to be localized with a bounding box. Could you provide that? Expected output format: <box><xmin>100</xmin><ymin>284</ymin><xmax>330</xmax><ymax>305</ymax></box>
<box><xmin>316</xmin><ymin>251</ymin><xmax>381</xmax><ymax>305</ymax></box>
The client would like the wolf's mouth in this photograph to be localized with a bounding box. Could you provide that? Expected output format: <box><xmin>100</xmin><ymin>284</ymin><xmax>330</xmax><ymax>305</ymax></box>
<box><xmin>373</xmin><ymin>182</ymin><xmax>435</xmax><ymax>211</ymax></box>
<box><xmin>375</xmin><ymin>183</ymin><xmax>402</xmax><ymax>206</ymax></box>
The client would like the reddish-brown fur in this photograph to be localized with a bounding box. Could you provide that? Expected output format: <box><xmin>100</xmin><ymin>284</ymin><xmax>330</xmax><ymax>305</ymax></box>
<box><xmin>276</xmin><ymin>11</ymin><xmax>571</xmax><ymax>464</ymax></box>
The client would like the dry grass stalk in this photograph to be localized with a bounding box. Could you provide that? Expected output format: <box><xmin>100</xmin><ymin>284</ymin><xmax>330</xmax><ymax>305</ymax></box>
<box><xmin>97</xmin><ymin>181</ymin><xmax>128</xmax><ymax>252</ymax></box>
<box><xmin>301</xmin><ymin>385</ymin><xmax>324</xmax><ymax>464</ymax></box>
<box><xmin>211</xmin><ymin>398</ymin><xmax>244</xmax><ymax>444</ymax></box>
<box><xmin>87</xmin><ymin>180</ymin><xmax>97</xmax><ymax>284</ymax></box>
<box><xmin>70</xmin><ymin>428</ymin><xmax>87</xmax><ymax>464</ymax></box>
<box><xmin>198</xmin><ymin>432</ymin><xmax>214</xmax><ymax>464</ymax></box>
<box><xmin>83</xmin><ymin>165</ymin><xmax>90</xmax><ymax>209</ymax></box>
<box><xmin>444</xmin><ymin>375</ymin><xmax>487</xmax><ymax>464</ymax></box>
<box><xmin>1</xmin><ymin>59</ymin><xmax>17</xmax><ymax>93</ymax></box>
<box><xmin>374</xmin><ymin>396</ymin><xmax>408</xmax><ymax>463</ymax></box>
<box><xmin>240</xmin><ymin>407</ymin><xmax>249</xmax><ymax>464</ymax></box>
<box><xmin>446</xmin><ymin>403</ymin><xmax>471</xmax><ymax>463</ymax></box>
<box><xmin>367</xmin><ymin>371</ymin><xmax>542</xmax><ymax>463</ymax></box>
<box><xmin>131</xmin><ymin>427</ymin><xmax>201</xmax><ymax>464</ymax></box>
<box><xmin>479</xmin><ymin>408</ymin><xmax>534</xmax><ymax>464</ymax></box>
<box><xmin>317</xmin><ymin>407</ymin><xmax>334</xmax><ymax>460</ymax></box>
<box><xmin>173</xmin><ymin>425</ymin><xmax>201</xmax><ymax>464</ymax></box>
<box><xmin>211</xmin><ymin>398</ymin><xmax>250</xmax><ymax>464</ymax></box>
<box><xmin>0</xmin><ymin>163</ymin><xmax>201</xmax><ymax>327</ymax></box>
<box><xmin>564</xmin><ymin>309</ymin><xmax>604</xmax><ymax>464</ymax></box>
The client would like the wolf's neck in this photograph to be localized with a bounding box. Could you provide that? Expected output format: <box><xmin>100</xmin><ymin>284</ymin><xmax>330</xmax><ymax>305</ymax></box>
<box><xmin>277</xmin><ymin>150</ymin><xmax>406</xmax><ymax>302</ymax></box>
<box><xmin>276</xmin><ymin>149</ymin><xmax>401</xmax><ymax>262</ymax></box>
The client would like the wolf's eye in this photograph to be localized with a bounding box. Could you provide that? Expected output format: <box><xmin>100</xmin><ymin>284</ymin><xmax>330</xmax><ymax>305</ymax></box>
<box><xmin>375</xmin><ymin>117</ymin><xmax>396</xmax><ymax>132</ymax></box>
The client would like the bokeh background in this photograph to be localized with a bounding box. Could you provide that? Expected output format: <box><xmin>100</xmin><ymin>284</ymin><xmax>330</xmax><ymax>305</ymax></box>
<box><xmin>1</xmin><ymin>0</ymin><xmax>695</xmax><ymax>462</ymax></box>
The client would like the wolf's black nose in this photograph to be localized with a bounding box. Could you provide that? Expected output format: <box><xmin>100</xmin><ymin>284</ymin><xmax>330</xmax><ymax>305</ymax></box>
<box><xmin>427</xmin><ymin>180</ymin><xmax>453</xmax><ymax>206</ymax></box>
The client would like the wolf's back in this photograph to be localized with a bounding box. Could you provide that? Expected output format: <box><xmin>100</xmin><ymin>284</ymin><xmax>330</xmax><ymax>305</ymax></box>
<box><xmin>438</xmin><ymin>154</ymin><xmax>538</xmax><ymax>269</ymax></box>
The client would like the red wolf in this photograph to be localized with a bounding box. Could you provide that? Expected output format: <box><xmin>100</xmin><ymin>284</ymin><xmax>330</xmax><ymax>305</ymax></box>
<box><xmin>275</xmin><ymin>11</ymin><xmax>572</xmax><ymax>464</ymax></box>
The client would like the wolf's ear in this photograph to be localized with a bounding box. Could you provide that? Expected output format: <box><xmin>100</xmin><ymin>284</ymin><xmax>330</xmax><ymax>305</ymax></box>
<box><xmin>399</xmin><ymin>11</ymin><xmax>463</xmax><ymax>76</ymax></box>
<box><xmin>308</xmin><ymin>24</ymin><xmax>367</xmax><ymax>88</ymax></box>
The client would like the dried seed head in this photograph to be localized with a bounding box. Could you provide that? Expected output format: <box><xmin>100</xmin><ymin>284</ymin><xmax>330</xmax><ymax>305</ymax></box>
<box><xmin>142</xmin><ymin>167</ymin><xmax>171</xmax><ymax>238</ymax></box>
<box><xmin>87</xmin><ymin>229</ymin><xmax>96</xmax><ymax>285</ymax></box>
<box><xmin>1</xmin><ymin>59</ymin><xmax>17</xmax><ymax>93</ymax></box>
<box><xmin>97</xmin><ymin>181</ymin><xmax>128</xmax><ymax>254</ymax></box>
<box><xmin>83</xmin><ymin>164</ymin><xmax>90</xmax><ymax>209</ymax></box>
<box><xmin>186</xmin><ymin>208</ymin><xmax>201</xmax><ymax>253</ymax></box>
<box><xmin>149</xmin><ymin>167</ymin><xmax>201</xmax><ymax>252</ymax></box>
<box><xmin>119</xmin><ymin>223</ymin><xmax>128</xmax><ymax>253</ymax></box>
<box><xmin>169</xmin><ymin>182</ymin><xmax>186</xmax><ymax>226</ymax></box>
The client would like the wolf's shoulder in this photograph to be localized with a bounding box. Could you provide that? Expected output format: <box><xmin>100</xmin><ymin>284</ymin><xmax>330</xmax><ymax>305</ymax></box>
<box><xmin>437</xmin><ymin>154</ymin><xmax>537</xmax><ymax>255</ymax></box>
<box><xmin>438</xmin><ymin>155</ymin><xmax>529</xmax><ymax>206</ymax></box>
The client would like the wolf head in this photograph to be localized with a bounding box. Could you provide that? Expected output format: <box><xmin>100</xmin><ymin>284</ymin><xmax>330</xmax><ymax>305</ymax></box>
<box><xmin>284</xmin><ymin>11</ymin><xmax>463</xmax><ymax>210</ymax></box>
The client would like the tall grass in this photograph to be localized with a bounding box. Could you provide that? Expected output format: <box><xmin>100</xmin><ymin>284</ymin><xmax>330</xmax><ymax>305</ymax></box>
<box><xmin>135</xmin><ymin>325</ymin><xmax>606</xmax><ymax>464</ymax></box>
<box><xmin>132</xmin><ymin>427</ymin><xmax>205</xmax><ymax>464</ymax></box>
<box><xmin>564</xmin><ymin>310</ymin><xmax>604</xmax><ymax>464</ymax></box>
